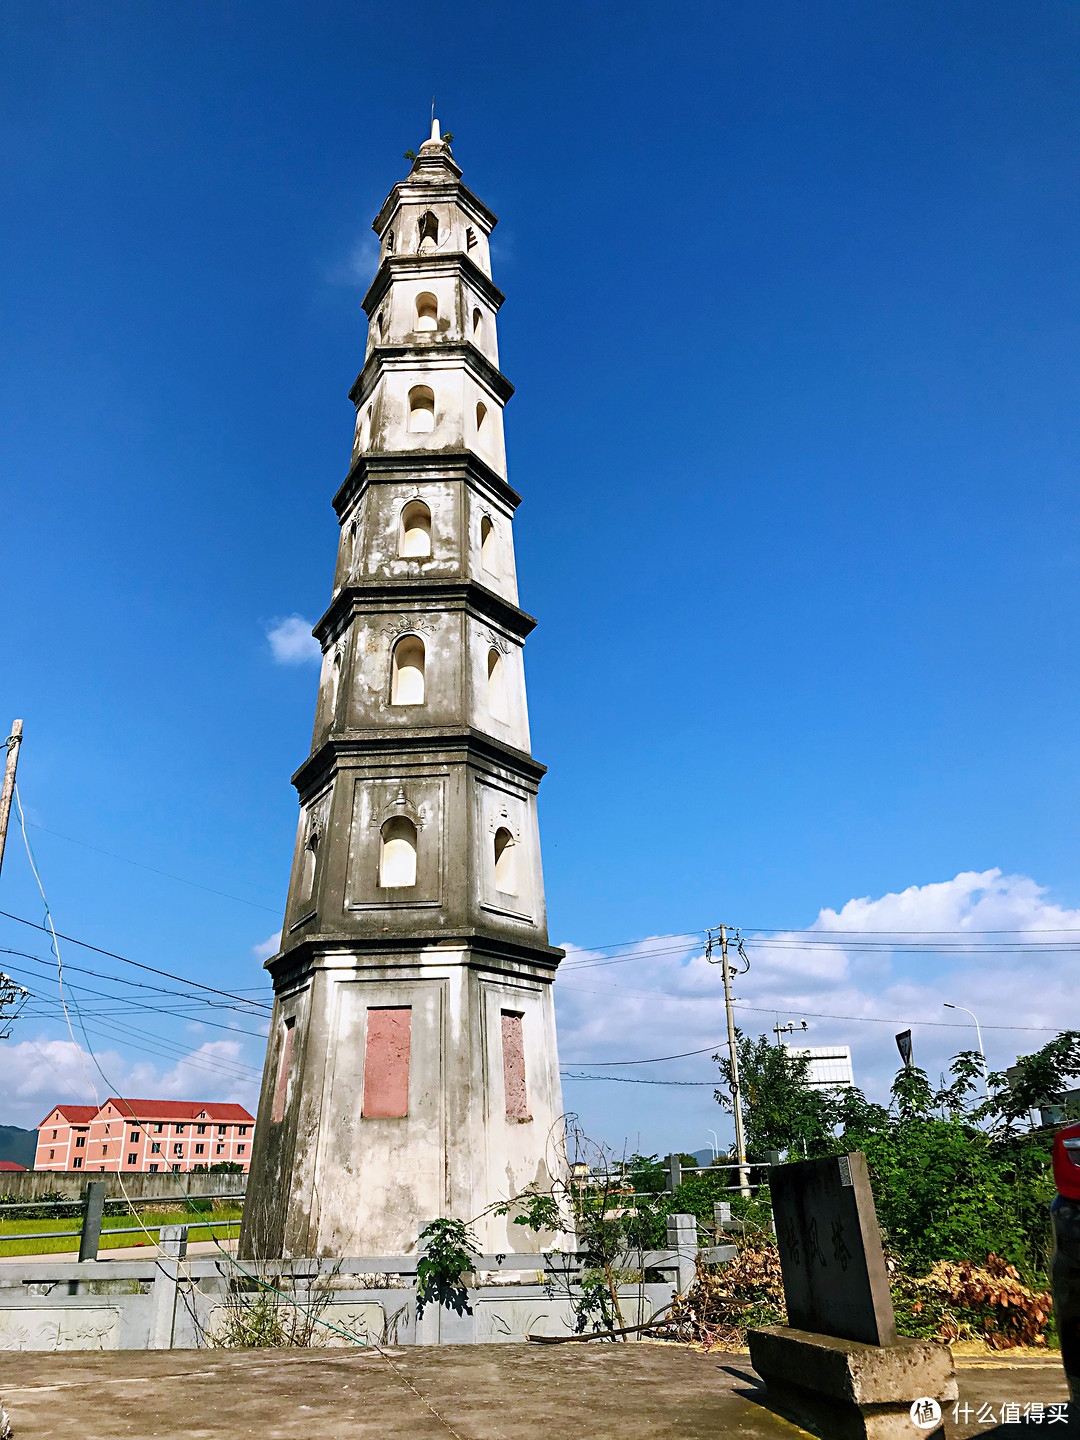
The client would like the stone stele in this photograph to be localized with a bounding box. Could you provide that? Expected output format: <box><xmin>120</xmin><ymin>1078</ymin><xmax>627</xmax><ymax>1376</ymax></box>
<box><xmin>747</xmin><ymin>1152</ymin><xmax>957</xmax><ymax>1440</ymax></box>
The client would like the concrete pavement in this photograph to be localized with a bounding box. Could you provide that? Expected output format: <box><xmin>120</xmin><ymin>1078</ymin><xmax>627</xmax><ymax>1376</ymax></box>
<box><xmin>1</xmin><ymin>1343</ymin><xmax>1078</xmax><ymax>1439</ymax></box>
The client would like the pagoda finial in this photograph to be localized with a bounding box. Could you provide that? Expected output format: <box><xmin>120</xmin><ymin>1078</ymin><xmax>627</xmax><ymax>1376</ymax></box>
<box><xmin>431</xmin><ymin>116</ymin><xmax>441</xmax><ymax>143</ymax></box>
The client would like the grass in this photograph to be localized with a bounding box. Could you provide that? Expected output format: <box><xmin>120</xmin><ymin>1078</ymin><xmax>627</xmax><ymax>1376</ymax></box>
<box><xmin>0</xmin><ymin>1205</ymin><xmax>244</xmax><ymax>1256</ymax></box>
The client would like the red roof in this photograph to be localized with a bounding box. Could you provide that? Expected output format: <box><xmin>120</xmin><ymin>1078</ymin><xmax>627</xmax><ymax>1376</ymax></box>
<box><xmin>100</xmin><ymin>1098</ymin><xmax>255</xmax><ymax>1123</ymax></box>
<box><xmin>0</xmin><ymin>1161</ymin><xmax>26</xmax><ymax>1171</ymax></box>
<box><xmin>37</xmin><ymin>1104</ymin><xmax>98</xmax><ymax>1128</ymax></box>
<box><xmin>36</xmin><ymin>1099</ymin><xmax>255</xmax><ymax>1130</ymax></box>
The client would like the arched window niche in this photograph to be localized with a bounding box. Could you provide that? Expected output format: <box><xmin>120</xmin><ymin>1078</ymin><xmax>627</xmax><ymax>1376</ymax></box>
<box><xmin>346</xmin><ymin>520</ymin><xmax>358</xmax><ymax>574</ymax></box>
<box><xmin>487</xmin><ymin>648</ymin><xmax>508</xmax><ymax>722</ymax></box>
<box><xmin>475</xmin><ymin>401</ymin><xmax>489</xmax><ymax>447</ymax></box>
<box><xmin>472</xmin><ymin>307</ymin><xmax>483</xmax><ymax>340</ymax></box>
<box><xmin>480</xmin><ymin>515</ymin><xmax>496</xmax><ymax>574</ymax></box>
<box><xmin>408</xmin><ymin>385</ymin><xmax>435</xmax><ymax>434</ymax></box>
<box><xmin>327</xmin><ymin>653</ymin><xmax>341</xmax><ymax>720</ymax></box>
<box><xmin>385</xmin><ymin>230</ymin><xmax>395</xmax><ymax>254</ymax></box>
<box><xmin>418</xmin><ymin>211</ymin><xmax>439</xmax><ymax>253</ymax></box>
<box><xmin>415</xmin><ymin>293</ymin><xmax>438</xmax><ymax>332</ymax></box>
<box><xmin>379</xmin><ymin>816</ymin><xmax>417</xmax><ymax>889</ymax></box>
<box><xmin>391</xmin><ymin>634</ymin><xmax>426</xmax><ymax>705</ymax></box>
<box><xmin>399</xmin><ymin>500</ymin><xmax>432</xmax><ymax>558</ymax></box>
<box><xmin>493</xmin><ymin>826</ymin><xmax>517</xmax><ymax>895</ymax></box>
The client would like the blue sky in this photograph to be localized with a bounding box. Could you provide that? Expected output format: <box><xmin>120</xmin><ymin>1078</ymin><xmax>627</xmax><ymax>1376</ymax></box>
<box><xmin>3</xmin><ymin>1</ymin><xmax>1080</xmax><ymax>1153</ymax></box>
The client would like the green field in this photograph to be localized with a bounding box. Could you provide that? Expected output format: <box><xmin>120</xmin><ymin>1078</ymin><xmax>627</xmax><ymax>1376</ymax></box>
<box><xmin>0</xmin><ymin>1206</ymin><xmax>244</xmax><ymax>1257</ymax></box>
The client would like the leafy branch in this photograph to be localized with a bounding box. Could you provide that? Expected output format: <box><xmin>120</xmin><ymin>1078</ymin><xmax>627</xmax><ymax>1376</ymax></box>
<box><xmin>415</xmin><ymin>1217</ymin><xmax>480</xmax><ymax>1318</ymax></box>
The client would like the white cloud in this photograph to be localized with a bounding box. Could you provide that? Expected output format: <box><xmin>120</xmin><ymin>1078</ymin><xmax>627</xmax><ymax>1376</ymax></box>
<box><xmin>815</xmin><ymin>868</ymin><xmax>1077</xmax><ymax>937</ymax></box>
<box><xmin>10</xmin><ymin>871</ymin><xmax>1075</xmax><ymax>1157</ymax></box>
<box><xmin>324</xmin><ymin>238</ymin><xmax>382</xmax><ymax>289</ymax></box>
<box><xmin>253</xmin><ymin>931</ymin><xmax>281</xmax><ymax>962</ymax></box>
<box><xmin>0</xmin><ymin>1034</ymin><xmax>260</xmax><ymax>1130</ymax></box>
<box><xmin>266</xmin><ymin>616</ymin><xmax>320</xmax><ymax>665</ymax></box>
<box><xmin>552</xmin><ymin>870</ymin><xmax>1080</xmax><ymax>1155</ymax></box>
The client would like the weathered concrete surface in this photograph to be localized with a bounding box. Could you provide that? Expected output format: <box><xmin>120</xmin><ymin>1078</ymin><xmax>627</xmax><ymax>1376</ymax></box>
<box><xmin>750</xmin><ymin>1326</ymin><xmax>956</xmax><ymax>1404</ymax></box>
<box><xmin>0</xmin><ymin>1345</ymin><xmax>1076</xmax><ymax>1440</ymax></box>
<box><xmin>749</xmin><ymin>1325</ymin><xmax>957</xmax><ymax>1437</ymax></box>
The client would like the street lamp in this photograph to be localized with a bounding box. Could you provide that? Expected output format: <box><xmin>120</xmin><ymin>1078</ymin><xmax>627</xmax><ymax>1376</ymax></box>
<box><xmin>943</xmin><ymin>1002</ymin><xmax>989</xmax><ymax>1097</ymax></box>
<box><xmin>707</xmin><ymin>1129</ymin><xmax>719</xmax><ymax>1163</ymax></box>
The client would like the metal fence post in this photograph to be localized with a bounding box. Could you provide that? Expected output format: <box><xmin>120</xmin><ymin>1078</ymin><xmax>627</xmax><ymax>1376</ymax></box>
<box><xmin>665</xmin><ymin>1212</ymin><xmax>697</xmax><ymax>1294</ymax></box>
<box><xmin>148</xmin><ymin>1225</ymin><xmax>188</xmax><ymax>1349</ymax></box>
<box><xmin>78</xmin><ymin>1181</ymin><xmax>106</xmax><ymax>1262</ymax></box>
<box><xmin>665</xmin><ymin>1153</ymin><xmax>682</xmax><ymax>1194</ymax></box>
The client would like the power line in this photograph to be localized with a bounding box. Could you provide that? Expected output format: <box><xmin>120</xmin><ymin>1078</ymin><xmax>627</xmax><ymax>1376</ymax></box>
<box><xmin>556</xmin><ymin>983</ymin><xmax>1065</xmax><ymax>1032</ymax></box>
<box><xmin>75</xmin><ymin>1014</ymin><xmax>262</xmax><ymax>1081</ymax></box>
<box><xmin>561</xmin><ymin>937</ymin><xmax>1080</xmax><ymax>974</ymax></box>
<box><xmin>1</xmin><ymin>948</ymin><xmax>266</xmax><ymax>1014</ymax></box>
<box><xmin>24</xmin><ymin>820</ymin><xmax>282</xmax><ymax>915</ymax></box>
<box><xmin>559</xmin><ymin>930</ymin><xmax>704</xmax><ymax>955</ymax></box>
<box><xmin>4</xmin><ymin>952</ymin><xmax>266</xmax><ymax>1067</ymax></box>
<box><xmin>560</xmin><ymin>1072</ymin><xmax>716</xmax><ymax>1086</ymax></box>
<box><xmin>745</xmin><ymin>925</ymin><xmax>1080</xmax><ymax>936</ymax></box>
<box><xmin>562</xmin><ymin>1041</ymin><xmax>724</xmax><ymax>1067</ymax></box>
<box><xmin>732</xmin><ymin>1002</ymin><xmax>1064</xmax><ymax>1032</ymax></box>
<box><xmin>8</xmin><ymin>784</ymin><xmax>372</xmax><ymax>1354</ymax></box>
<box><xmin>558</xmin><ymin>922</ymin><xmax>1080</xmax><ymax>963</ymax></box>
<box><xmin>22</xmin><ymin>998</ymin><xmax>267</xmax><ymax>1040</ymax></box>
<box><xmin>742</xmin><ymin>938</ymin><xmax>1080</xmax><ymax>953</ymax></box>
<box><xmin>0</xmin><ymin>909</ymin><xmax>272</xmax><ymax>1010</ymax></box>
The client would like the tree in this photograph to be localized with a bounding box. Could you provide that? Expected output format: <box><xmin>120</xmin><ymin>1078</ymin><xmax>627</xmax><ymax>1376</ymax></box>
<box><xmin>713</xmin><ymin>1028</ymin><xmax>1074</xmax><ymax>1281</ymax></box>
<box><xmin>714</xmin><ymin>1029</ymin><xmax>840</xmax><ymax>1158</ymax></box>
<box><xmin>839</xmin><ymin>1041</ymin><xmax>1072</xmax><ymax>1278</ymax></box>
<box><xmin>890</xmin><ymin>1063</ymin><xmax>935</xmax><ymax>1121</ymax></box>
<box><xmin>983</xmin><ymin>1031</ymin><xmax>1080</xmax><ymax>1130</ymax></box>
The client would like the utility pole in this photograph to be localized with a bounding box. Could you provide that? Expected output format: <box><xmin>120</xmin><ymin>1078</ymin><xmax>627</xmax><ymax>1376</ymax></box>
<box><xmin>0</xmin><ymin>972</ymin><xmax>29</xmax><ymax>1040</ymax></box>
<box><xmin>709</xmin><ymin>924</ymin><xmax>750</xmax><ymax>1197</ymax></box>
<box><xmin>0</xmin><ymin>719</ymin><xmax>23</xmax><ymax>881</ymax></box>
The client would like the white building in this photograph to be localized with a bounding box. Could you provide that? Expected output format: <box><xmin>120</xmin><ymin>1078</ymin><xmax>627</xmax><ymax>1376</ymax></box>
<box><xmin>785</xmin><ymin>1045</ymin><xmax>854</xmax><ymax>1090</ymax></box>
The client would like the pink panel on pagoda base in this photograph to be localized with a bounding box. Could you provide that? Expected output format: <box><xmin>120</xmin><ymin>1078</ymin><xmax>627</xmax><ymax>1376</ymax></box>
<box><xmin>501</xmin><ymin>1011</ymin><xmax>530</xmax><ymax>1120</ymax></box>
<box><xmin>363</xmin><ymin>1008</ymin><xmax>411</xmax><ymax>1118</ymax></box>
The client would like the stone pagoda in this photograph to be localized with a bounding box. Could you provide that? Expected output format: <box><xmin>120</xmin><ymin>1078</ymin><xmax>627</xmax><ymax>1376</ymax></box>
<box><xmin>240</xmin><ymin>123</ymin><xmax>566</xmax><ymax>1260</ymax></box>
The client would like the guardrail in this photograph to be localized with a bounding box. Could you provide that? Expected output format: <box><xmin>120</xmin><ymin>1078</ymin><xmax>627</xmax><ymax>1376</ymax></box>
<box><xmin>0</xmin><ymin>1151</ymin><xmax>774</xmax><ymax>1265</ymax></box>
<box><xmin>0</xmin><ymin>1214</ymin><xmax>738</xmax><ymax>1350</ymax></box>
<box><xmin>0</xmin><ymin>1182</ymin><xmax>244</xmax><ymax>1261</ymax></box>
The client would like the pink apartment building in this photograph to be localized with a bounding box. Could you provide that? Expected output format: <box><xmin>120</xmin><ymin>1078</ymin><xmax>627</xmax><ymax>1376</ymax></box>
<box><xmin>35</xmin><ymin>1098</ymin><xmax>255</xmax><ymax>1173</ymax></box>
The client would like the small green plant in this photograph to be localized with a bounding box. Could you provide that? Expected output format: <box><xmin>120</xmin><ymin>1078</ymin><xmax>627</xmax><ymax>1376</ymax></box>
<box><xmin>494</xmin><ymin>1189</ymin><xmax>562</xmax><ymax>1235</ymax></box>
<box><xmin>208</xmin><ymin>1262</ymin><xmax>353</xmax><ymax>1348</ymax></box>
<box><xmin>210</xmin><ymin>1287</ymin><xmax>335</xmax><ymax>1347</ymax></box>
<box><xmin>415</xmin><ymin>1217</ymin><xmax>480</xmax><ymax>1318</ymax></box>
<box><xmin>496</xmin><ymin>1122</ymin><xmax>676</xmax><ymax>1335</ymax></box>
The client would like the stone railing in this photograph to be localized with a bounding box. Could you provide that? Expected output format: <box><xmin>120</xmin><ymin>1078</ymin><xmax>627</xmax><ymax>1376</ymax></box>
<box><xmin>0</xmin><ymin>1215</ymin><xmax>735</xmax><ymax>1351</ymax></box>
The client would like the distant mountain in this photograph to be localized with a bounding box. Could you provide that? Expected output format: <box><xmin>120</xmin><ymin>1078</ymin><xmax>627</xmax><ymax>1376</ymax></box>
<box><xmin>0</xmin><ymin>1126</ymin><xmax>36</xmax><ymax>1169</ymax></box>
<box><xmin>689</xmin><ymin>1148</ymin><xmax>718</xmax><ymax>1167</ymax></box>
